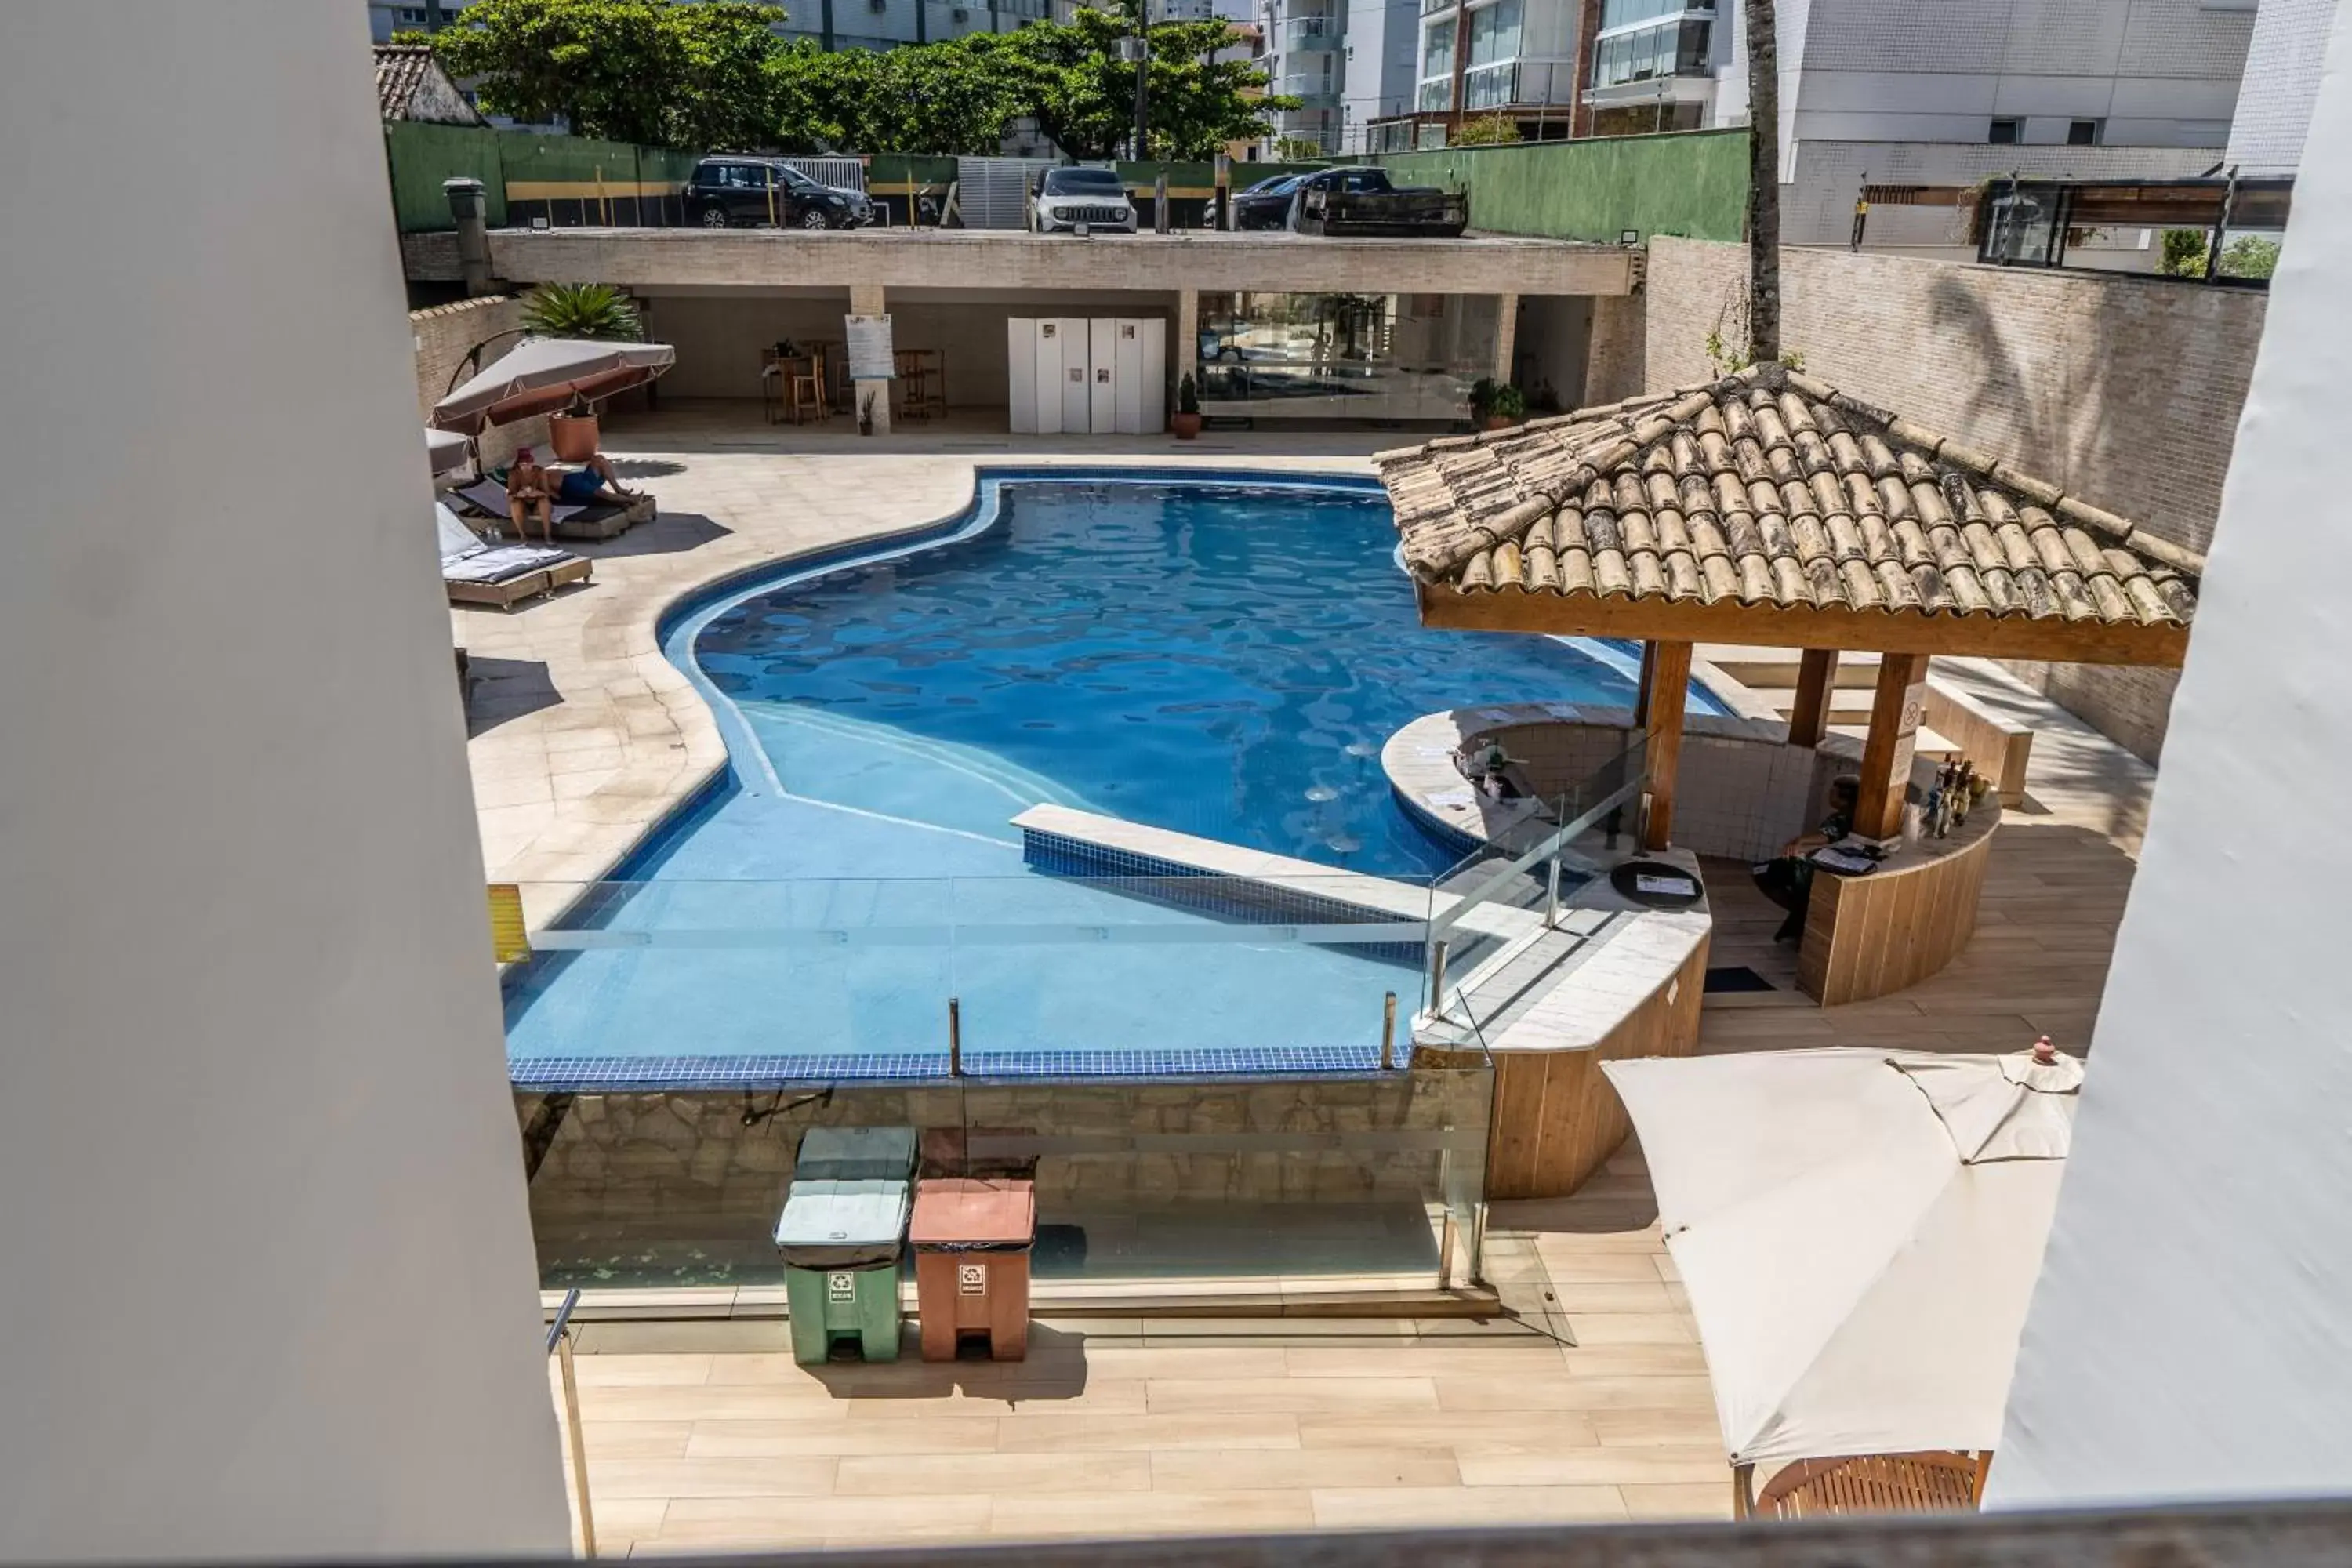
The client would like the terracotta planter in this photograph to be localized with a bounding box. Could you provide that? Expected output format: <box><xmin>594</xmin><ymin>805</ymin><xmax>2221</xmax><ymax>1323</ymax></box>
<box><xmin>1483</xmin><ymin>415</ymin><xmax>1518</xmax><ymax>432</ymax></box>
<box><xmin>1172</xmin><ymin>412</ymin><xmax>1203</xmax><ymax>440</ymax></box>
<box><xmin>550</xmin><ymin>412</ymin><xmax>601</xmax><ymax>462</ymax></box>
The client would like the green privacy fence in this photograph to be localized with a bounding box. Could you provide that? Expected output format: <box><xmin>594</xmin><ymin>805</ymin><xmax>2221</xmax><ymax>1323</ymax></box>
<box><xmin>390</xmin><ymin>129</ymin><xmax>1340</xmax><ymax>232</ymax></box>
<box><xmin>1377</xmin><ymin>128</ymin><xmax>1748</xmax><ymax>244</ymax></box>
<box><xmin>384</xmin><ymin>122</ymin><xmax>703</xmax><ymax>233</ymax></box>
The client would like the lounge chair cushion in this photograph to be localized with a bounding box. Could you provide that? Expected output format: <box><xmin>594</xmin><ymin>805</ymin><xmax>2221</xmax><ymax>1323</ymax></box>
<box><xmin>443</xmin><ymin>543</ymin><xmax>580</xmax><ymax>585</ymax></box>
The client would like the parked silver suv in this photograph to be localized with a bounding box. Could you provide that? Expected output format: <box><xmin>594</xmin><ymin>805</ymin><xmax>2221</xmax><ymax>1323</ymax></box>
<box><xmin>1032</xmin><ymin>166</ymin><xmax>1138</xmax><ymax>234</ymax></box>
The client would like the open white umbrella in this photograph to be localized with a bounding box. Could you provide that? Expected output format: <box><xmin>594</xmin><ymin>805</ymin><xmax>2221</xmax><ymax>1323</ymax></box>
<box><xmin>1602</xmin><ymin>1043</ymin><xmax>2082</xmax><ymax>1470</ymax></box>
<box><xmin>430</xmin><ymin>337</ymin><xmax>675</xmax><ymax>435</ymax></box>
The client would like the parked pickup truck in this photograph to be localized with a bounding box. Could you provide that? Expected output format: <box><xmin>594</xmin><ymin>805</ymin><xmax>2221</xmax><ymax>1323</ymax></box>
<box><xmin>1289</xmin><ymin>167</ymin><xmax>1469</xmax><ymax>238</ymax></box>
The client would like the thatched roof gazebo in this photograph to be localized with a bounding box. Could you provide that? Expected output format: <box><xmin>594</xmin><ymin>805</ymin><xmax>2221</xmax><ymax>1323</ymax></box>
<box><xmin>1375</xmin><ymin>361</ymin><xmax>2199</xmax><ymax>851</ymax></box>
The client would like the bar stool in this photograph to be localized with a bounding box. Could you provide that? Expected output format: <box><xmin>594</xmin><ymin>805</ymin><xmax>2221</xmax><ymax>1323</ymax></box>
<box><xmin>788</xmin><ymin>356</ymin><xmax>827</xmax><ymax>424</ymax></box>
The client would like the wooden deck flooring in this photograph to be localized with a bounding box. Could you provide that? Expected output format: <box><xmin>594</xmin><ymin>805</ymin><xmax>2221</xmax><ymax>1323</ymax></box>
<box><xmin>546</xmin><ymin>652</ymin><xmax>2151</xmax><ymax>1553</ymax></box>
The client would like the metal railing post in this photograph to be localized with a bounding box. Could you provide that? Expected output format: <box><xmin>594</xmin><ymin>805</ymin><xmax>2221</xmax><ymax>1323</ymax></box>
<box><xmin>949</xmin><ymin>996</ymin><xmax>962</xmax><ymax>1077</ymax></box>
<box><xmin>1427</xmin><ymin>939</ymin><xmax>1450</xmax><ymax>1015</ymax></box>
<box><xmin>1381</xmin><ymin>991</ymin><xmax>1397</xmax><ymax>1069</ymax></box>
<box><xmin>546</xmin><ymin>1288</ymin><xmax>596</xmax><ymax>1557</ymax></box>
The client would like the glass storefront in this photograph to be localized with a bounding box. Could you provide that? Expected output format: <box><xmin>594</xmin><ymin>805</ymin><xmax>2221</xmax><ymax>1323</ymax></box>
<box><xmin>1195</xmin><ymin>292</ymin><xmax>1501</xmax><ymax>424</ymax></box>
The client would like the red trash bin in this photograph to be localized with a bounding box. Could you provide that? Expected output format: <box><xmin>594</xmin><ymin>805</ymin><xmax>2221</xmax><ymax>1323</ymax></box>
<box><xmin>910</xmin><ymin>1177</ymin><xmax>1035</xmax><ymax>1363</ymax></box>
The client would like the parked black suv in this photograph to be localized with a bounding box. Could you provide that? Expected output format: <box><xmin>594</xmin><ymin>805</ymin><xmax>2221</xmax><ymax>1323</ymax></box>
<box><xmin>684</xmin><ymin>158</ymin><xmax>873</xmax><ymax>230</ymax></box>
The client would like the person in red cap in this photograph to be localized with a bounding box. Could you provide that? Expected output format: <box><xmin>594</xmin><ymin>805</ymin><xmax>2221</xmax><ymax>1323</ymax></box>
<box><xmin>505</xmin><ymin>446</ymin><xmax>641</xmax><ymax>543</ymax></box>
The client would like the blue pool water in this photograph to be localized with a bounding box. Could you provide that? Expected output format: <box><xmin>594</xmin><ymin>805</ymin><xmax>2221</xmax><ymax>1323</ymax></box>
<box><xmin>503</xmin><ymin>474</ymin><xmax>1711</xmax><ymax>1083</ymax></box>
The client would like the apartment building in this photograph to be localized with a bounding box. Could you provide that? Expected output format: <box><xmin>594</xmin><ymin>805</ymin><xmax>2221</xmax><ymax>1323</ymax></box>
<box><xmin>1254</xmin><ymin>0</ymin><xmax>1419</xmax><ymax>154</ymax></box>
<box><xmin>2223</xmin><ymin>0</ymin><xmax>2345</xmax><ymax>172</ymax></box>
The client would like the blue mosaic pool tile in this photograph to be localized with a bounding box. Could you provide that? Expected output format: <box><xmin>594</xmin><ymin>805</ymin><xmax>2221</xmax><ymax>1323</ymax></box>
<box><xmin>509</xmin><ymin>1042</ymin><xmax>1403</xmax><ymax>1092</ymax></box>
<box><xmin>511</xmin><ymin>1052</ymin><xmax>956</xmax><ymax>1091</ymax></box>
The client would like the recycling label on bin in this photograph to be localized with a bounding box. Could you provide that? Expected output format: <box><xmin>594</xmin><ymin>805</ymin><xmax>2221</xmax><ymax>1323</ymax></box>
<box><xmin>827</xmin><ymin>1271</ymin><xmax>856</xmax><ymax>1302</ymax></box>
<box><xmin>957</xmin><ymin>1262</ymin><xmax>987</xmax><ymax>1297</ymax></box>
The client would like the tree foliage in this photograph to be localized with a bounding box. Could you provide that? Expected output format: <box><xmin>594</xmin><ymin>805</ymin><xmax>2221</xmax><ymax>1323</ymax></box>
<box><xmin>987</xmin><ymin>4</ymin><xmax>1294</xmax><ymax>161</ymax></box>
<box><xmin>1453</xmin><ymin>114</ymin><xmax>1520</xmax><ymax>146</ymax></box>
<box><xmin>431</xmin><ymin>0</ymin><xmax>788</xmax><ymax>146</ymax></box>
<box><xmin>768</xmin><ymin>33</ymin><xmax>1044</xmax><ymax>155</ymax></box>
<box><xmin>430</xmin><ymin>0</ymin><xmax>1287</xmax><ymax>158</ymax></box>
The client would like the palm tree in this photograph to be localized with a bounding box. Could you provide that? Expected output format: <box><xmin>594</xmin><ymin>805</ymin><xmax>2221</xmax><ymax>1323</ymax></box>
<box><xmin>1744</xmin><ymin>0</ymin><xmax>1780</xmax><ymax>364</ymax></box>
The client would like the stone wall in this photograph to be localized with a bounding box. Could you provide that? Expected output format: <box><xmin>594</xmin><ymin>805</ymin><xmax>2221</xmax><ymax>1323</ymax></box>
<box><xmin>520</xmin><ymin>1071</ymin><xmax>1493</xmax><ymax>1283</ymax></box>
<box><xmin>1645</xmin><ymin>238</ymin><xmax>2268</xmax><ymax>761</ymax></box>
<box><xmin>411</xmin><ymin>293</ymin><xmax>546</xmax><ymax>470</ymax></box>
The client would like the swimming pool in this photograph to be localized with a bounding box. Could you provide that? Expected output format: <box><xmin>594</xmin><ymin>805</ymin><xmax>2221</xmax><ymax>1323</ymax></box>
<box><xmin>503</xmin><ymin>471</ymin><xmax>1716</xmax><ymax>1084</ymax></box>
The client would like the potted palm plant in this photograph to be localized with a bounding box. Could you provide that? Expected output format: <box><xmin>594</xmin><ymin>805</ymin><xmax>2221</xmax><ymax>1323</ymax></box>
<box><xmin>1172</xmin><ymin>372</ymin><xmax>1202</xmax><ymax>439</ymax></box>
<box><xmin>1486</xmin><ymin>382</ymin><xmax>1527</xmax><ymax>430</ymax></box>
<box><xmin>520</xmin><ymin>282</ymin><xmax>644</xmax><ymax>461</ymax></box>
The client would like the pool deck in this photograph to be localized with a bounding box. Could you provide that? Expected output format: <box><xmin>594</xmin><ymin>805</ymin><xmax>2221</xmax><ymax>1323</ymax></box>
<box><xmin>468</xmin><ymin>415</ymin><xmax>2159</xmax><ymax>1552</ymax></box>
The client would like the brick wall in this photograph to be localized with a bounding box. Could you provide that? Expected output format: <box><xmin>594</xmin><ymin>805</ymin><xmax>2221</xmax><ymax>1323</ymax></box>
<box><xmin>1644</xmin><ymin>238</ymin><xmax>2268</xmax><ymax>761</ymax></box>
<box><xmin>411</xmin><ymin>294</ymin><xmax>546</xmax><ymax>470</ymax></box>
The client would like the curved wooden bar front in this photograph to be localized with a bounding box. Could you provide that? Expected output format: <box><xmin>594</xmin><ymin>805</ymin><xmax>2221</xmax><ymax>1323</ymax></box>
<box><xmin>1798</xmin><ymin>784</ymin><xmax>2001</xmax><ymax>1007</ymax></box>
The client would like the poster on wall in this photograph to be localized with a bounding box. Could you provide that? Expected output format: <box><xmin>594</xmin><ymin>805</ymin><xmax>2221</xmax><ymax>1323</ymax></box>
<box><xmin>844</xmin><ymin>314</ymin><xmax>895</xmax><ymax>380</ymax></box>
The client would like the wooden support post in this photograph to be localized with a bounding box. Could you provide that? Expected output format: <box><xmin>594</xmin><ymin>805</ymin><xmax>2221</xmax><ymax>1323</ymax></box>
<box><xmin>1633</xmin><ymin>638</ymin><xmax>1657</xmax><ymax>720</ymax></box>
<box><xmin>1787</xmin><ymin>648</ymin><xmax>1838</xmax><ymax>747</ymax></box>
<box><xmin>1640</xmin><ymin>640</ymin><xmax>1693</xmax><ymax>850</ymax></box>
<box><xmin>1854</xmin><ymin>652</ymin><xmax>1929</xmax><ymax>842</ymax></box>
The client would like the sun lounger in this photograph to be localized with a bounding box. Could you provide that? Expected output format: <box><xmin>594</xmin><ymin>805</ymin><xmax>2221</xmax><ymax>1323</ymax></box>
<box><xmin>438</xmin><ymin>503</ymin><xmax>592</xmax><ymax>611</ymax></box>
<box><xmin>454</xmin><ymin>476</ymin><xmax>655</xmax><ymax>543</ymax></box>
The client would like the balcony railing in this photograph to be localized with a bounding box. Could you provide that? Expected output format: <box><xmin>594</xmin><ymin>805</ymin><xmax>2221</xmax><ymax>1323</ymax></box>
<box><xmin>1281</xmin><ymin>15</ymin><xmax>1336</xmax><ymax>48</ymax></box>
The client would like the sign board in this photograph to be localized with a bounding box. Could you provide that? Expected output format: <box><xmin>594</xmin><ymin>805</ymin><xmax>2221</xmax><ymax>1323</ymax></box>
<box><xmin>957</xmin><ymin>1261</ymin><xmax>987</xmax><ymax>1297</ymax></box>
<box><xmin>487</xmin><ymin>883</ymin><xmax>530</xmax><ymax>964</ymax></box>
<box><xmin>827</xmin><ymin>1271</ymin><xmax>857</xmax><ymax>1302</ymax></box>
<box><xmin>844</xmin><ymin>314</ymin><xmax>895</xmax><ymax>381</ymax></box>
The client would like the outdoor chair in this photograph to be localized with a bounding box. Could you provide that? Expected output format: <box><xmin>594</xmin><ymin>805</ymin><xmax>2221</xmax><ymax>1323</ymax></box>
<box><xmin>438</xmin><ymin>504</ymin><xmax>591</xmax><ymax>612</ymax></box>
<box><xmin>453</xmin><ymin>475</ymin><xmax>650</xmax><ymax>543</ymax></box>
<box><xmin>1735</xmin><ymin>1451</ymin><xmax>1991</xmax><ymax>1519</ymax></box>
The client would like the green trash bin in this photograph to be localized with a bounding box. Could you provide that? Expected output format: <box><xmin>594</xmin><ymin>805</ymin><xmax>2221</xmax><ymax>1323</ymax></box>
<box><xmin>775</xmin><ymin>1178</ymin><xmax>910</xmax><ymax>1365</ymax></box>
<box><xmin>795</xmin><ymin>1126</ymin><xmax>916</xmax><ymax>1184</ymax></box>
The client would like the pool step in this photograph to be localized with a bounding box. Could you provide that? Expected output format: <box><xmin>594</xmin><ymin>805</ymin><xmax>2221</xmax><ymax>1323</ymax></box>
<box><xmin>1012</xmin><ymin>803</ymin><xmax>1537</xmax><ymax>942</ymax></box>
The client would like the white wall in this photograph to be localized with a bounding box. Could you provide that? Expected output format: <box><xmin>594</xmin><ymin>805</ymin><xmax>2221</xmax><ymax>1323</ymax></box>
<box><xmin>0</xmin><ymin>6</ymin><xmax>569</xmax><ymax>1558</ymax></box>
<box><xmin>1987</xmin><ymin>13</ymin><xmax>2352</xmax><ymax>1508</ymax></box>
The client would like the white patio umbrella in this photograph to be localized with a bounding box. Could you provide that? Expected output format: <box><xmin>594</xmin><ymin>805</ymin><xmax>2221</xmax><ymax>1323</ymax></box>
<box><xmin>1602</xmin><ymin>1043</ymin><xmax>2082</xmax><ymax>1469</ymax></box>
<box><xmin>430</xmin><ymin>336</ymin><xmax>675</xmax><ymax>435</ymax></box>
<box><xmin>426</xmin><ymin>426</ymin><xmax>473</xmax><ymax>475</ymax></box>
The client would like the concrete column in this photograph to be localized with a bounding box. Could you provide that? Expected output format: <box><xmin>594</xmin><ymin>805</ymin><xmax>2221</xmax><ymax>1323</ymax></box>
<box><xmin>1176</xmin><ymin>289</ymin><xmax>1199</xmax><ymax>401</ymax></box>
<box><xmin>849</xmin><ymin>280</ymin><xmax>890</xmax><ymax>435</ymax></box>
<box><xmin>1583</xmin><ymin>290</ymin><xmax>1647</xmax><ymax>405</ymax></box>
<box><xmin>1494</xmin><ymin>292</ymin><xmax>1519</xmax><ymax>386</ymax></box>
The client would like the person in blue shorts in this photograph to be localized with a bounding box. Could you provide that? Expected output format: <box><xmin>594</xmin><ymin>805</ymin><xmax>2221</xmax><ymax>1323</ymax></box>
<box><xmin>506</xmin><ymin>447</ymin><xmax>642</xmax><ymax>543</ymax></box>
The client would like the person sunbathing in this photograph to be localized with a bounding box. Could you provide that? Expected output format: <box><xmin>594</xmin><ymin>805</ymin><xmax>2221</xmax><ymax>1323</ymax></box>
<box><xmin>506</xmin><ymin>448</ymin><xmax>643</xmax><ymax>543</ymax></box>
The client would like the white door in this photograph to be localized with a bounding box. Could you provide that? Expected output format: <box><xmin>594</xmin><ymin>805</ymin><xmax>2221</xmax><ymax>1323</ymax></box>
<box><xmin>1113</xmin><ymin>320</ymin><xmax>1145</xmax><ymax>434</ymax></box>
<box><xmin>1034</xmin><ymin>318</ymin><xmax>1065</xmax><ymax>435</ymax></box>
<box><xmin>1055</xmin><ymin>317</ymin><xmax>1090</xmax><ymax>433</ymax></box>
<box><xmin>1007</xmin><ymin>318</ymin><xmax>1036</xmax><ymax>435</ymax></box>
<box><xmin>1088</xmin><ymin>319</ymin><xmax>1119</xmax><ymax>434</ymax></box>
<box><xmin>1138</xmin><ymin>317</ymin><xmax>1167</xmax><ymax>433</ymax></box>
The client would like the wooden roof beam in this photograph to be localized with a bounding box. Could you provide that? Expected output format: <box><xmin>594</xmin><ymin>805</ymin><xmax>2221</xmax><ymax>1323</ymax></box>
<box><xmin>1416</xmin><ymin>584</ymin><xmax>2190</xmax><ymax>669</ymax></box>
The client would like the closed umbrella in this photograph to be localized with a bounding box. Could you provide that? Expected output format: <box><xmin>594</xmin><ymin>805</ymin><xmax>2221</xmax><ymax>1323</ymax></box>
<box><xmin>426</xmin><ymin>426</ymin><xmax>473</xmax><ymax>475</ymax></box>
<box><xmin>430</xmin><ymin>337</ymin><xmax>676</xmax><ymax>435</ymax></box>
<box><xmin>1602</xmin><ymin>1044</ymin><xmax>2082</xmax><ymax>1469</ymax></box>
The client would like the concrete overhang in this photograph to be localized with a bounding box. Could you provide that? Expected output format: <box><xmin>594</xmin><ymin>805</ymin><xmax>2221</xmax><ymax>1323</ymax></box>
<box><xmin>404</xmin><ymin>226</ymin><xmax>1639</xmax><ymax>297</ymax></box>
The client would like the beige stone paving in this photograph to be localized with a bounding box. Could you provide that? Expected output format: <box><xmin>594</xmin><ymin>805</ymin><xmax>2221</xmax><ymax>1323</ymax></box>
<box><xmin>551</xmin><ymin>1148</ymin><xmax>1730</xmax><ymax>1557</ymax></box>
<box><xmin>492</xmin><ymin>410</ymin><xmax>2161</xmax><ymax>1554</ymax></box>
